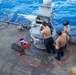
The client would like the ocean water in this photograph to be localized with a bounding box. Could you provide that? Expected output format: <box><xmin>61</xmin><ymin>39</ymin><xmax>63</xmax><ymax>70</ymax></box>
<box><xmin>0</xmin><ymin>0</ymin><xmax>76</xmax><ymax>34</ymax></box>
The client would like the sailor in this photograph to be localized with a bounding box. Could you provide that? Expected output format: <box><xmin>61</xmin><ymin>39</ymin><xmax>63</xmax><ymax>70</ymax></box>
<box><xmin>40</xmin><ymin>21</ymin><xmax>55</xmax><ymax>54</ymax></box>
<box><xmin>55</xmin><ymin>30</ymin><xmax>69</xmax><ymax>61</ymax></box>
<box><xmin>63</xmin><ymin>21</ymin><xmax>70</xmax><ymax>35</ymax></box>
<box><xmin>63</xmin><ymin>21</ymin><xmax>70</xmax><ymax>49</ymax></box>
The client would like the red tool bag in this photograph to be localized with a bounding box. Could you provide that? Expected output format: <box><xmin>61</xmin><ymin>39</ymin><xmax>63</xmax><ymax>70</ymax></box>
<box><xmin>22</xmin><ymin>40</ymin><xmax>29</xmax><ymax>49</ymax></box>
<box><xmin>20</xmin><ymin>38</ymin><xmax>29</xmax><ymax>49</ymax></box>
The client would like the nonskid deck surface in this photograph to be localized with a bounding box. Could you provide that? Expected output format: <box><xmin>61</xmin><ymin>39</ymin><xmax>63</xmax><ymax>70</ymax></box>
<box><xmin>0</xmin><ymin>24</ymin><xmax>76</xmax><ymax>75</ymax></box>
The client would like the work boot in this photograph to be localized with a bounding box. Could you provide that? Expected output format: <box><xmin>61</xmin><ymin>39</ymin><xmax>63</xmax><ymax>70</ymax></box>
<box><xmin>55</xmin><ymin>57</ymin><xmax>60</xmax><ymax>61</ymax></box>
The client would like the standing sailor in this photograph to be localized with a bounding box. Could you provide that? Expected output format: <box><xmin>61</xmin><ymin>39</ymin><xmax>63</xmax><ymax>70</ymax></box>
<box><xmin>55</xmin><ymin>30</ymin><xmax>69</xmax><ymax>61</ymax></box>
<box><xmin>40</xmin><ymin>21</ymin><xmax>55</xmax><ymax>54</ymax></box>
<box><xmin>63</xmin><ymin>21</ymin><xmax>70</xmax><ymax>49</ymax></box>
<box><xmin>63</xmin><ymin>21</ymin><xmax>70</xmax><ymax>35</ymax></box>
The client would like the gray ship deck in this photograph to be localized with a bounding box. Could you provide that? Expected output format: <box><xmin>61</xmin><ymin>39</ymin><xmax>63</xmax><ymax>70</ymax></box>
<box><xmin>0</xmin><ymin>23</ymin><xmax>76</xmax><ymax>75</ymax></box>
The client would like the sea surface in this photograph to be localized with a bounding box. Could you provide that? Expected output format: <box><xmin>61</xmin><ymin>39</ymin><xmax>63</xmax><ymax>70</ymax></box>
<box><xmin>0</xmin><ymin>0</ymin><xmax>76</xmax><ymax>34</ymax></box>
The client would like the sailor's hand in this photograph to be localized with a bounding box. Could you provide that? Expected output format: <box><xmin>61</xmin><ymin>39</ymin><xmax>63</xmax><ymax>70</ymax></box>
<box><xmin>40</xmin><ymin>26</ymin><xmax>44</xmax><ymax>31</ymax></box>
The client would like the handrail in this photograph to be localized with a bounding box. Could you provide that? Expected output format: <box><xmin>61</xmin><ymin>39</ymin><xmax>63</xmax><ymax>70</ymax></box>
<box><xmin>0</xmin><ymin>20</ymin><xmax>20</xmax><ymax>26</ymax></box>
